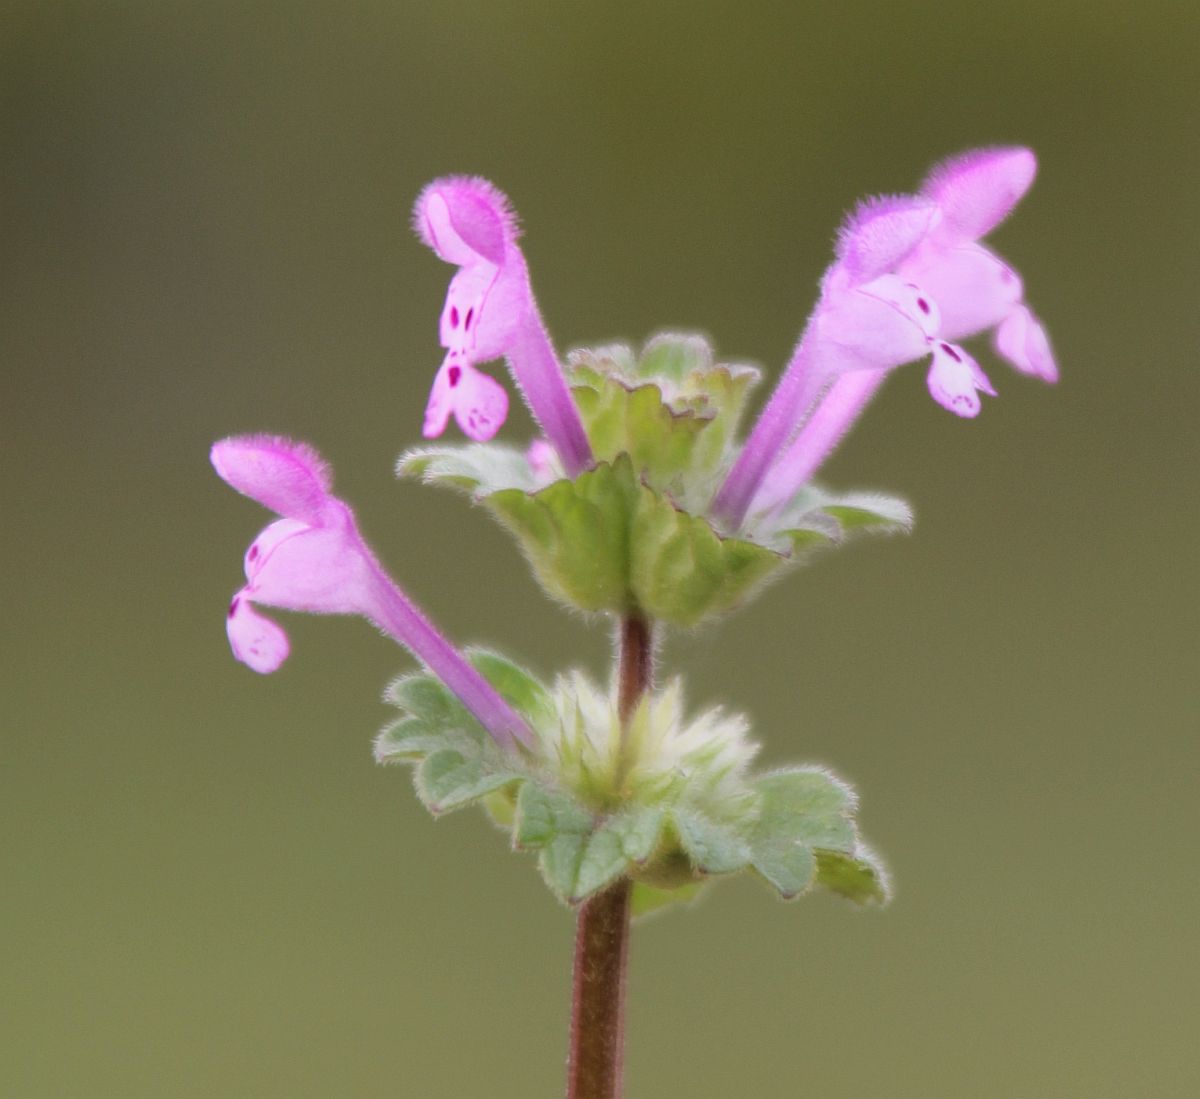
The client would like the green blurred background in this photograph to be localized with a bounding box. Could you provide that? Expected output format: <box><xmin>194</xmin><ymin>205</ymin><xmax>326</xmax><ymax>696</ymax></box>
<box><xmin>4</xmin><ymin>2</ymin><xmax>1197</xmax><ymax>1095</ymax></box>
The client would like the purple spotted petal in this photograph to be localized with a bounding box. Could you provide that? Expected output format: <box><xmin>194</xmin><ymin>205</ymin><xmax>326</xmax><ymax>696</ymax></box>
<box><xmin>244</xmin><ymin>517</ymin><xmax>307</xmax><ymax>580</ymax></box>
<box><xmin>902</xmin><ymin>242</ymin><xmax>1022</xmax><ymax>341</ymax></box>
<box><xmin>213</xmin><ymin>435</ymin><xmax>534</xmax><ymax>749</ymax></box>
<box><xmin>422</xmin><ymin>360</ymin><xmax>455</xmax><ymax>439</ymax></box>
<box><xmin>423</xmin><ymin>357</ymin><xmax>508</xmax><ymax>442</ymax></box>
<box><xmin>927</xmin><ymin>342</ymin><xmax>995</xmax><ymax>418</ymax></box>
<box><xmin>226</xmin><ymin>594</ymin><xmax>290</xmax><ymax>674</ymax></box>
<box><xmin>439</xmin><ymin>262</ymin><xmax>499</xmax><ymax>352</ymax></box>
<box><xmin>714</xmin><ymin>272</ymin><xmax>939</xmax><ymax>529</ymax></box>
<box><xmin>247</xmin><ymin>524</ymin><xmax>370</xmax><ymax>616</ymax></box>
<box><xmin>818</xmin><ymin>274</ymin><xmax>937</xmax><ymax>367</ymax></box>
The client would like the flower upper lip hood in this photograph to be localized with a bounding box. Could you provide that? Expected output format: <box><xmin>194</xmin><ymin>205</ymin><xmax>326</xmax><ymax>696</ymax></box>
<box><xmin>415</xmin><ymin>176</ymin><xmax>523</xmax><ymax>364</ymax></box>
<box><xmin>414</xmin><ymin>176</ymin><xmax>593</xmax><ymax>475</ymax></box>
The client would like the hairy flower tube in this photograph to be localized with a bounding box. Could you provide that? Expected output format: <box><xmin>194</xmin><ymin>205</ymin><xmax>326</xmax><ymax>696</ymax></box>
<box><xmin>213</xmin><ymin>434</ymin><xmax>532</xmax><ymax>751</ymax></box>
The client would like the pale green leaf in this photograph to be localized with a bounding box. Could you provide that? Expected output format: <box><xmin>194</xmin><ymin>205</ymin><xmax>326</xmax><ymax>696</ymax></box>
<box><xmin>751</xmin><ymin>842</ymin><xmax>815</xmax><ymax>898</ymax></box>
<box><xmin>470</xmin><ymin>650</ymin><xmax>554</xmax><ymax>726</ymax></box>
<box><xmin>515</xmin><ymin>788</ymin><xmax>662</xmax><ymax>902</ymax></box>
<box><xmin>570</xmin><ymin>827</ymin><xmax>630</xmax><ymax>900</ymax></box>
<box><xmin>606</xmin><ymin>806</ymin><xmax>665</xmax><ymax>864</ymax></box>
<box><xmin>672</xmin><ymin>808</ymin><xmax>754</xmax><ymax>874</ymax></box>
<box><xmin>397</xmin><ymin>442</ymin><xmax>540</xmax><ymax>496</ymax></box>
<box><xmin>374</xmin><ymin>716</ymin><xmax>448</xmax><ymax>762</ymax></box>
<box><xmin>514</xmin><ymin>781</ymin><xmax>591</xmax><ymax>849</ymax></box>
<box><xmin>416</xmin><ymin>749</ymin><xmax>520</xmax><ymax>813</ymax></box>
<box><xmin>636</xmin><ymin>332</ymin><xmax>714</xmax><ymax>383</ymax></box>
<box><xmin>487</xmin><ymin>456</ymin><xmax>784</xmax><ymax>625</ymax></box>
<box><xmin>815</xmin><ymin>848</ymin><xmax>890</xmax><ymax>905</ymax></box>
<box><xmin>750</xmin><ymin>768</ymin><xmax>859</xmax><ymax>899</ymax></box>
<box><xmin>383</xmin><ymin>675</ymin><xmax>460</xmax><ymax>728</ymax></box>
<box><xmin>630</xmin><ymin>881</ymin><xmax>707</xmax><ymax>919</ymax></box>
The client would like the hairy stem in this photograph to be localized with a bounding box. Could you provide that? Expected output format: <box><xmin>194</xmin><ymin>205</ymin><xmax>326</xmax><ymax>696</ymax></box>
<box><xmin>564</xmin><ymin>615</ymin><xmax>654</xmax><ymax>1099</ymax></box>
<box><xmin>616</xmin><ymin>613</ymin><xmax>655</xmax><ymax>726</ymax></box>
<box><xmin>565</xmin><ymin>878</ymin><xmax>633</xmax><ymax>1099</ymax></box>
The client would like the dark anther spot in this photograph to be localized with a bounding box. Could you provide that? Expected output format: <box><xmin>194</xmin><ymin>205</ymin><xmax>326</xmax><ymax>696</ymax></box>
<box><xmin>248</xmin><ymin>544</ymin><xmax>259</xmax><ymax>561</ymax></box>
<box><xmin>228</xmin><ymin>597</ymin><xmax>239</xmax><ymax>618</ymax></box>
<box><xmin>917</xmin><ymin>298</ymin><xmax>930</xmax><ymax>314</ymax></box>
<box><xmin>448</xmin><ymin>366</ymin><xmax>462</xmax><ymax>387</ymax></box>
<box><xmin>450</xmin><ymin>306</ymin><xmax>459</xmax><ymax>328</ymax></box>
<box><xmin>464</xmin><ymin>307</ymin><xmax>474</xmax><ymax>329</ymax></box>
<box><xmin>940</xmin><ymin>342</ymin><xmax>962</xmax><ymax>362</ymax></box>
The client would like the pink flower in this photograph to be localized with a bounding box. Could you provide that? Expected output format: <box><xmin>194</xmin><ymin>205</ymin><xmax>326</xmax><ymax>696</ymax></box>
<box><xmin>716</xmin><ymin>148</ymin><xmax>1056</xmax><ymax>524</ymax></box>
<box><xmin>213</xmin><ymin>434</ymin><xmax>533</xmax><ymax>750</ymax></box>
<box><xmin>712</xmin><ymin>195</ymin><xmax>939</xmax><ymax>526</ymax></box>
<box><xmin>414</xmin><ymin>177</ymin><xmax>592</xmax><ymax>475</ymax></box>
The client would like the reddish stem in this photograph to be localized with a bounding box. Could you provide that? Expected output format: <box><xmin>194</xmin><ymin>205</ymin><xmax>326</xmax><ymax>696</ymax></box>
<box><xmin>565</xmin><ymin>878</ymin><xmax>633</xmax><ymax>1099</ymax></box>
<box><xmin>564</xmin><ymin>615</ymin><xmax>654</xmax><ymax>1099</ymax></box>
<box><xmin>616</xmin><ymin>614</ymin><xmax>654</xmax><ymax>726</ymax></box>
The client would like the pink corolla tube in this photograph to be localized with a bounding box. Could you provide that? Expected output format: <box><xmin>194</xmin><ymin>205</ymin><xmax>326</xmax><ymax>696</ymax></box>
<box><xmin>212</xmin><ymin>434</ymin><xmax>533</xmax><ymax>751</ymax></box>
<box><xmin>414</xmin><ymin>176</ymin><xmax>592</xmax><ymax>476</ymax></box>
<box><xmin>712</xmin><ymin>195</ymin><xmax>939</xmax><ymax>528</ymax></box>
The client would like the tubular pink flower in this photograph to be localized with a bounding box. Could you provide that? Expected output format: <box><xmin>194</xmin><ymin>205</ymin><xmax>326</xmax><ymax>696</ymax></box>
<box><xmin>712</xmin><ymin>196</ymin><xmax>938</xmax><ymax>527</ymax></box>
<box><xmin>726</xmin><ymin>147</ymin><xmax>1056</xmax><ymax>523</ymax></box>
<box><xmin>414</xmin><ymin>176</ymin><xmax>592</xmax><ymax>475</ymax></box>
<box><xmin>212</xmin><ymin>434</ymin><xmax>533</xmax><ymax>751</ymax></box>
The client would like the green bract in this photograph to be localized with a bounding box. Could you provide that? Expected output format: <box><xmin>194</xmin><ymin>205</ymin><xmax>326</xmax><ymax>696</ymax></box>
<box><xmin>399</xmin><ymin>334</ymin><xmax>911</xmax><ymax>626</ymax></box>
<box><xmin>375</xmin><ymin>651</ymin><xmax>887</xmax><ymax>913</ymax></box>
<box><xmin>566</xmin><ymin>334</ymin><xmax>760</xmax><ymax>506</ymax></box>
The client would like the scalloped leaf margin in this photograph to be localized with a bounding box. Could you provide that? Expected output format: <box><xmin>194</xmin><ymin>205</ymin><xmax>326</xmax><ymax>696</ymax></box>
<box><xmin>375</xmin><ymin>654</ymin><xmax>888</xmax><ymax>911</ymax></box>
